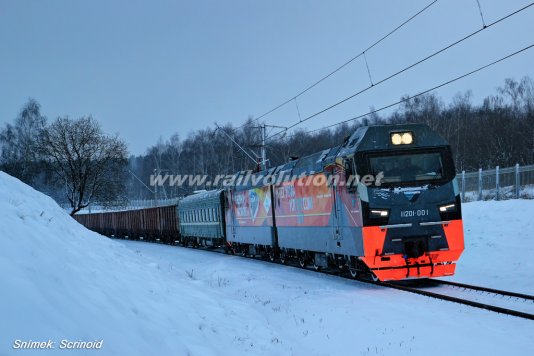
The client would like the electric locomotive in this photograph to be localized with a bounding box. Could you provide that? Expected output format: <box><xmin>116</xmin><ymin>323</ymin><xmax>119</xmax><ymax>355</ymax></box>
<box><xmin>225</xmin><ymin>123</ymin><xmax>464</xmax><ymax>281</ymax></box>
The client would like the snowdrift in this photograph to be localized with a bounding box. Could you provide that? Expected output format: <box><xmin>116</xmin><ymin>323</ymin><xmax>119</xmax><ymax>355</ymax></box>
<box><xmin>0</xmin><ymin>172</ymin><xmax>278</xmax><ymax>355</ymax></box>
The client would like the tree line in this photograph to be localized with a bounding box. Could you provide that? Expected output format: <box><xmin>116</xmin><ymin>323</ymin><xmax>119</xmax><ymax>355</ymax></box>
<box><xmin>128</xmin><ymin>77</ymin><xmax>534</xmax><ymax>200</ymax></box>
<box><xmin>1</xmin><ymin>76</ymin><xmax>533</xmax><ymax>207</ymax></box>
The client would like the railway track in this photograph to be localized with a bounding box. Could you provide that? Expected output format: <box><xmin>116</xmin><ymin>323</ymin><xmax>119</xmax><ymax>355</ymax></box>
<box><xmin>123</xmin><ymin>237</ymin><xmax>534</xmax><ymax>321</ymax></box>
<box><xmin>377</xmin><ymin>279</ymin><xmax>534</xmax><ymax>321</ymax></box>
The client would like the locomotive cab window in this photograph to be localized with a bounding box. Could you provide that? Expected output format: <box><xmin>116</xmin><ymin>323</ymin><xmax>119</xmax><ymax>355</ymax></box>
<box><xmin>363</xmin><ymin>148</ymin><xmax>454</xmax><ymax>187</ymax></box>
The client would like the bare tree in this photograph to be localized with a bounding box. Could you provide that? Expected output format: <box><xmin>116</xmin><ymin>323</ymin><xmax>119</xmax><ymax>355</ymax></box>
<box><xmin>0</xmin><ymin>98</ymin><xmax>47</xmax><ymax>183</ymax></box>
<box><xmin>40</xmin><ymin>116</ymin><xmax>128</xmax><ymax>215</ymax></box>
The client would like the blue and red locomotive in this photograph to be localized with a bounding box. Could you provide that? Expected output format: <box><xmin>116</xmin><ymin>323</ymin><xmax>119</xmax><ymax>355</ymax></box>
<box><xmin>75</xmin><ymin>123</ymin><xmax>464</xmax><ymax>281</ymax></box>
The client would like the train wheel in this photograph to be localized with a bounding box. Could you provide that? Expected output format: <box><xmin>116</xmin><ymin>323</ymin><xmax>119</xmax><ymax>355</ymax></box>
<box><xmin>279</xmin><ymin>250</ymin><xmax>287</xmax><ymax>265</ymax></box>
<box><xmin>240</xmin><ymin>246</ymin><xmax>247</xmax><ymax>257</ymax></box>
<box><xmin>298</xmin><ymin>254</ymin><xmax>307</xmax><ymax>268</ymax></box>
<box><xmin>370</xmin><ymin>272</ymin><xmax>379</xmax><ymax>282</ymax></box>
<box><xmin>349</xmin><ymin>269</ymin><xmax>359</xmax><ymax>279</ymax></box>
<box><xmin>268</xmin><ymin>249</ymin><xmax>276</xmax><ymax>262</ymax></box>
<box><xmin>313</xmin><ymin>263</ymin><xmax>321</xmax><ymax>271</ymax></box>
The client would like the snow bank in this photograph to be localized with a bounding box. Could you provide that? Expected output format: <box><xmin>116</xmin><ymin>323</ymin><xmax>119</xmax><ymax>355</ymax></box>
<box><xmin>0</xmin><ymin>172</ymin><xmax>279</xmax><ymax>355</ymax></box>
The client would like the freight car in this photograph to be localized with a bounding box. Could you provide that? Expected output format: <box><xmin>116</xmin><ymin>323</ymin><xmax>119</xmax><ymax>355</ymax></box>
<box><xmin>75</xmin><ymin>205</ymin><xmax>179</xmax><ymax>244</ymax></box>
<box><xmin>74</xmin><ymin>123</ymin><xmax>464</xmax><ymax>281</ymax></box>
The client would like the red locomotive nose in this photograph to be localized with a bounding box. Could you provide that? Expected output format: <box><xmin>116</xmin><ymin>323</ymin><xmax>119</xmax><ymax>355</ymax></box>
<box><xmin>360</xmin><ymin>220</ymin><xmax>464</xmax><ymax>281</ymax></box>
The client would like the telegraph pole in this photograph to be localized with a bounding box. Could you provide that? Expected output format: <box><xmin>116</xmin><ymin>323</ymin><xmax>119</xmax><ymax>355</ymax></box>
<box><xmin>153</xmin><ymin>168</ymin><xmax>158</xmax><ymax>207</ymax></box>
<box><xmin>261</xmin><ymin>124</ymin><xmax>267</xmax><ymax>171</ymax></box>
<box><xmin>255</xmin><ymin>124</ymin><xmax>286</xmax><ymax>171</ymax></box>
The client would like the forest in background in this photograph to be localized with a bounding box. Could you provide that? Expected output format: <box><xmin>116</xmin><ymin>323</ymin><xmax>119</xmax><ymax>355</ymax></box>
<box><xmin>128</xmin><ymin>77</ymin><xmax>534</xmax><ymax>200</ymax></box>
<box><xmin>1</xmin><ymin>76</ymin><xmax>533</xmax><ymax>205</ymax></box>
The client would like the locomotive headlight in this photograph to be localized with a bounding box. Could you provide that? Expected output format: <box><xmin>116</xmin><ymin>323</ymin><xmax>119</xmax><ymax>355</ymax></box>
<box><xmin>401</xmin><ymin>132</ymin><xmax>413</xmax><ymax>144</ymax></box>
<box><xmin>391</xmin><ymin>133</ymin><xmax>402</xmax><ymax>145</ymax></box>
<box><xmin>439</xmin><ymin>203</ymin><xmax>456</xmax><ymax>212</ymax></box>
<box><xmin>370</xmin><ymin>209</ymin><xmax>389</xmax><ymax>217</ymax></box>
<box><xmin>390</xmin><ymin>131</ymin><xmax>413</xmax><ymax>145</ymax></box>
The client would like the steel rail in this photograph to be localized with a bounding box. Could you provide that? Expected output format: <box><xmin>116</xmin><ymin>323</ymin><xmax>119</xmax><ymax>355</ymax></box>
<box><xmin>377</xmin><ymin>280</ymin><xmax>534</xmax><ymax>321</ymax></box>
<box><xmin>426</xmin><ymin>279</ymin><xmax>534</xmax><ymax>301</ymax></box>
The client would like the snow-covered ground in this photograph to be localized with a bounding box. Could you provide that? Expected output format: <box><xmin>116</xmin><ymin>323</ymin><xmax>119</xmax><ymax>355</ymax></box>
<box><xmin>1</xmin><ymin>171</ymin><xmax>533</xmax><ymax>356</ymax></box>
<box><xmin>443</xmin><ymin>199</ymin><xmax>534</xmax><ymax>295</ymax></box>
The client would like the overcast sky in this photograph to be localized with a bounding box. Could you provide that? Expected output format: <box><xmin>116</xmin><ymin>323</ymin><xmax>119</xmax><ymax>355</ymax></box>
<box><xmin>1</xmin><ymin>0</ymin><xmax>533</xmax><ymax>155</ymax></box>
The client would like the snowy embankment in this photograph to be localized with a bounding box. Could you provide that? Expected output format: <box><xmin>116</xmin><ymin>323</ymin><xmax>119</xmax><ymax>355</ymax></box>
<box><xmin>445</xmin><ymin>199</ymin><xmax>534</xmax><ymax>294</ymax></box>
<box><xmin>0</xmin><ymin>171</ymin><xmax>533</xmax><ymax>355</ymax></box>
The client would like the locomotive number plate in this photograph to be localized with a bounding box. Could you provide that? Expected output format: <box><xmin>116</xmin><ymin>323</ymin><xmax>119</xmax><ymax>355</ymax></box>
<box><xmin>400</xmin><ymin>209</ymin><xmax>429</xmax><ymax>217</ymax></box>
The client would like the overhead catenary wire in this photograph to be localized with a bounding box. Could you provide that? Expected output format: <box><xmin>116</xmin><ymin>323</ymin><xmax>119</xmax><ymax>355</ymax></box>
<box><xmin>268</xmin><ymin>43</ymin><xmax>534</xmax><ymax>142</ymax></box>
<box><xmin>475</xmin><ymin>0</ymin><xmax>487</xmax><ymax>28</ymax></box>
<box><xmin>214</xmin><ymin>124</ymin><xmax>259</xmax><ymax>165</ymax></box>
<box><xmin>238</xmin><ymin>0</ymin><xmax>439</xmax><ymax>129</ymax></box>
<box><xmin>266</xmin><ymin>2</ymin><xmax>534</xmax><ymax>140</ymax></box>
<box><xmin>294</xmin><ymin>98</ymin><xmax>303</xmax><ymax>122</ymax></box>
<box><xmin>363</xmin><ymin>51</ymin><xmax>374</xmax><ymax>86</ymax></box>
